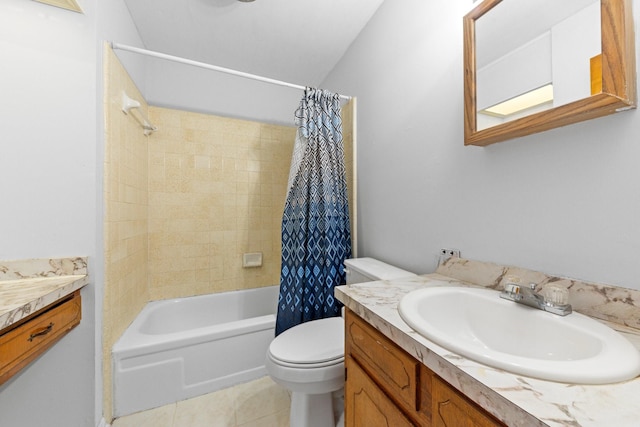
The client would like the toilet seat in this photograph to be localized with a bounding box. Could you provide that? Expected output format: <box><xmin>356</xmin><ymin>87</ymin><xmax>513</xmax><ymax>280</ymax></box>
<box><xmin>268</xmin><ymin>353</ymin><xmax>344</xmax><ymax>369</ymax></box>
<box><xmin>268</xmin><ymin>317</ymin><xmax>344</xmax><ymax>368</ymax></box>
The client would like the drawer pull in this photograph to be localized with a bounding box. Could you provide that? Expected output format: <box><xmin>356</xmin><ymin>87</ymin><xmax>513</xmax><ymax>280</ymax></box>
<box><xmin>28</xmin><ymin>323</ymin><xmax>54</xmax><ymax>342</ymax></box>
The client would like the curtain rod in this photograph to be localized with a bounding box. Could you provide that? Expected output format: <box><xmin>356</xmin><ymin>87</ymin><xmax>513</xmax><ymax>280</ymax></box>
<box><xmin>110</xmin><ymin>42</ymin><xmax>351</xmax><ymax>101</ymax></box>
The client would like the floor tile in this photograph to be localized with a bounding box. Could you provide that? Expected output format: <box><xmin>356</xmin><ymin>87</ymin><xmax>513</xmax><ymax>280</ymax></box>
<box><xmin>173</xmin><ymin>387</ymin><xmax>236</xmax><ymax>427</ymax></box>
<box><xmin>111</xmin><ymin>403</ymin><xmax>176</xmax><ymax>427</ymax></box>
<box><xmin>111</xmin><ymin>376</ymin><xmax>291</xmax><ymax>427</ymax></box>
<box><xmin>237</xmin><ymin>408</ymin><xmax>290</xmax><ymax>427</ymax></box>
<box><xmin>234</xmin><ymin>376</ymin><xmax>291</xmax><ymax>425</ymax></box>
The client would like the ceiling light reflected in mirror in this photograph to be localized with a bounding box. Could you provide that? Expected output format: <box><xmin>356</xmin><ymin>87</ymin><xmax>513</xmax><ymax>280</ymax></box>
<box><xmin>33</xmin><ymin>0</ymin><xmax>83</xmax><ymax>13</ymax></box>
<box><xmin>480</xmin><ymin>84</ymin><xmax>554</xmax><ymax>117</ymax></box>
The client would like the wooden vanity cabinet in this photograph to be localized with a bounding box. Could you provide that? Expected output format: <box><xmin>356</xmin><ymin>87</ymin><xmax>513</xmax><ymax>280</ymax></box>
<box><xmin>431</xmin><ymin>373</ymin><xmax>504</xmax><ymax>427</ymax></box>
<box><xmin>0</xmin><ymin>290</ymin><xmax>81</xmax><ymax>386</ymax></box>
<box><xmin>345</xmin><ymin>309</ymin><xmax>505</xmax><ymax>427</ymax></box>
<box><xmin>346</xmin><ymin>356</ymin><xmax>415</xmax><ymax>427</ymax></box>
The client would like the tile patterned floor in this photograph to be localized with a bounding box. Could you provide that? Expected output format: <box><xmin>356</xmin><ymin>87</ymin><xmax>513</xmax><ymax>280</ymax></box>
<box><xmin>112</xmin><ymin>376</ymin><xmax>290</xmax><ymax>427</ymax></box>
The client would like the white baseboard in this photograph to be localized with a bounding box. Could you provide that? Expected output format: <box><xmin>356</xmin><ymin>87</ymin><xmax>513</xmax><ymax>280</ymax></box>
<box><xmin>97</xmin><ymin>417</ymin><xmax>110</xmax><ymax>427</ymax></box>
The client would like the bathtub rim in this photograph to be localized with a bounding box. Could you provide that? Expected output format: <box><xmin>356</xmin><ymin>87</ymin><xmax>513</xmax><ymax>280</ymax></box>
<box><xmin>113</xmin><ymin>313</ymin><xmax>276</xmax><ymax>359</ymax></box>
<box><xmin>112</xmin><ymin>286</ymin><xmax>279</xmax><ymax>360</ymax></box>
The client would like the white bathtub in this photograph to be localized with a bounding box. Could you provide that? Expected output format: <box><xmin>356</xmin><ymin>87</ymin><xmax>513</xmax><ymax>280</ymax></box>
<box><xmin>112</xmin><ymin>285</ymin><xmax>279</xmax><ymax>417</ymax></box>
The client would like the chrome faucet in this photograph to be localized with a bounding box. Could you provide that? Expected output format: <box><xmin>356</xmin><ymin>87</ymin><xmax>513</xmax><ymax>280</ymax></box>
<box><xmin>500</xmin><ymin>282</ymin><xmax>572</xmax><ymax>316</ymax></box>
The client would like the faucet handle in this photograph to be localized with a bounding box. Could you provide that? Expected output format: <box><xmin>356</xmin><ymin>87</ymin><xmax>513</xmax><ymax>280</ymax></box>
<box><xmin>501</xmin><ymin>283</ymin><xmax>523</xmax><ymax>302</ymax></box>
<box><xmin>504</xmin><ymin>283</ymin><xmax>520</xmax><ymax>294</ymax></box>
<box><xmin>543</xmin><ymin>286</ymin><xmax>569</xmax><ymax>306</ymax></box>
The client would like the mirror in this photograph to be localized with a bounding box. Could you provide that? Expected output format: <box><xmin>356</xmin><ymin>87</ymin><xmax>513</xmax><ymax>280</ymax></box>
<box><xmin>464</xmin><ymin>0</ymin><xmax>636</xmax><ymax>146</ymax></box>
<box><xmin>475</xmin><ymin>0</ymin><xmax>600</xmax><ymax>131</ymax></box>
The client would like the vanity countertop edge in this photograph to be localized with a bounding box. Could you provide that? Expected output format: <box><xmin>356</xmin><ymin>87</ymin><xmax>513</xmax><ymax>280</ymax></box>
<box><xmin>335</xmin><ymin>273</ymin><xmax>640</xmax><ymax>427</ymax></box>
<box><xmin>0</xmin><ymin>275</ymin><xmax>89</xmax><ymax>331</ymax></box>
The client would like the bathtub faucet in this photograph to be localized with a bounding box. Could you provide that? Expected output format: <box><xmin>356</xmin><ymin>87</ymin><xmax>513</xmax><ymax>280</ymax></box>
<box><xmin>500</xmin><ymin>283</ymin><xmax>572</xmax><ymax>316</ymax></box>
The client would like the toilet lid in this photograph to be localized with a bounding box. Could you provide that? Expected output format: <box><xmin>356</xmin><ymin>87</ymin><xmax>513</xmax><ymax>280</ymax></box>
<box><xmin>269</xmin><ymin>317</ymin><xmax>344</xmax><ymax>364</ymax></box>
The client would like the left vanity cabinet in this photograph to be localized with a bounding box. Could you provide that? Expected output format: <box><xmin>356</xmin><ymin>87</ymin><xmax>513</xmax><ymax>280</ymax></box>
<box><xmin>0</xmin><ymin>258</ymin><xmax>88</xmax><ymax>385</ymax></box>
<box><xmin>0</xmin><ymin>289</ymin><xmax>82</xmax><ymax>385</ymax></box>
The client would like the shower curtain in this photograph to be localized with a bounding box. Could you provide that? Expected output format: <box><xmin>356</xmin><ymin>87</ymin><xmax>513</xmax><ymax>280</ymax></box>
<box><xmin>275</xmin><ymin>88</ymin><xmax>352</xmax><ymax>336</ymax></box>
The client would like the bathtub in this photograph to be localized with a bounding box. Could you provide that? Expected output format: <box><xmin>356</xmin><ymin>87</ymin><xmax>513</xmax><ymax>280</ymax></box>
<box><xmin>112</xmin><ymin>285</ymin><xmax>279</xmax><ymax>417</ymax></box>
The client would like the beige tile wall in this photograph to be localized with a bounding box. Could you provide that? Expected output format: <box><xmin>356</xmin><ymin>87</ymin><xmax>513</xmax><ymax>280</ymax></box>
<box><xmin>342</xmin><ymin>99</ymin><xmax>356</xmax><ymax>255</ymax></box>
<box><xmin>103</xmin><ymin>45</ymin><xmax>150</xmax><ymax>421</ymax></box>
<box><xmin>147</xmin><ymin>107</ymin><xmax>296</xmax><ymax>300</ymax></box>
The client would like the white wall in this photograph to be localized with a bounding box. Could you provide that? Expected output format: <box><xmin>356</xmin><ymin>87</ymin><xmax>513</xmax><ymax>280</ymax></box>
<box><xmin>112</xmin><ymin>47</ymin><xmax>305</xmax><ymax>127</ymax></box>
<box><xmin>0</xmin><ymin>0</ymin><xmax>96</xmax><ymax>260</ymax></box>
<box><xmin>322</xmin><ymin>0</ymin><xmax>640</xmax><ymax>290</ymax></box>
<box><xmin>0</xmin><ymin>0</ymin><xmax>143</xmax><ymax>425</ymax></box>
<box><xmin>0</xmin><ymin>1</ymin><xmax>97</xmax><ymax>426</ymax></box>
<box><xmin>144</xmin><ymin>58</ymin><xmax>302</xmax><ymax>126</ymax></box>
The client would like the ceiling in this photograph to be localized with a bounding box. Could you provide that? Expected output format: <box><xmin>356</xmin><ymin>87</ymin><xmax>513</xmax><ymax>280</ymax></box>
<box><xmin>123</xmin><ymin>0</ymin><xmax>386</xmax><ymax>88</ymax></box>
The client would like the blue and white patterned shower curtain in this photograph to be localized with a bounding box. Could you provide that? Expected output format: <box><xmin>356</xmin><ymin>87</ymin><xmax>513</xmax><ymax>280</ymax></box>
<box><xmin>275</xmin><ymin>88</ymin><xmax>352</xmax><ymax>336</ymax></box>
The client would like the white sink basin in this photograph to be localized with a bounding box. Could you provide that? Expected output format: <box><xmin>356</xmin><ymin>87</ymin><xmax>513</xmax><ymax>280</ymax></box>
<box><xmin>398</xmin><ymin>286</ymin><xmax>640</xmax><ymax>384</ymax></box>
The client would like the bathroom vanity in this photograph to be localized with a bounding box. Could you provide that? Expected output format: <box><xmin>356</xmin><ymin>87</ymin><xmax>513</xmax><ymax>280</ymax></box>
<box><xmin>336</xmin><ymin>257</ymin><xmax>640</xmax><ymax>426</ymax></box>
<box><xmin>345</xmin><ymin>309</ymin><xmax>504</xmax><ymax>426</ymax></box>
<box><xmin>0</xmin><ymin>258</ymin><xmax>88</xmax><ymax>386</ymax></box>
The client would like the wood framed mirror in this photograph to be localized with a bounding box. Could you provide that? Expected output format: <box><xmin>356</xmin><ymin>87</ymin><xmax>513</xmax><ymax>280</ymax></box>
<box><xmin>464</xmin><ymin>0</ymin><xmax>636</xmax><ymax>146</ymax></box>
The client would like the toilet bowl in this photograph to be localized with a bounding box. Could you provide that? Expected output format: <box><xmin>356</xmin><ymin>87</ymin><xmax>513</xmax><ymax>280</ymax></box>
<box><xmin>266</xmin><ymin>317</ymin><xmax>344</xmax><ymax>427</ymax></box>
<box><xmin>266</xmin><ymin>257</ymin><xmax>416</xmax><ymax>427</ymax></box>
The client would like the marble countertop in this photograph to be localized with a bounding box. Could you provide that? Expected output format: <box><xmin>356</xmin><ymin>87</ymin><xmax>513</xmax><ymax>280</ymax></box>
<box><xmin>335</xmin><ymin>273</ymin><xmax>640</xmax><ymax>427</ymax></box>
<box><xmin>0</xmin><ymin>275</ymin><xmax>89</xmax><ymax>330</ymax></box>
<box><xmin>0</xmin><ymin>257</ymin><xmax>89</xmax><ymax>331</ymax></box>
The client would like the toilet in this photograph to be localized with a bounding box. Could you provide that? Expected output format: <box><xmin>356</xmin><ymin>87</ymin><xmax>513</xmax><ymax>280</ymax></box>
<box><xmin>265</xmin><ymin>257</ymin><xmax>416</xmax><ymax>427</ymax></box>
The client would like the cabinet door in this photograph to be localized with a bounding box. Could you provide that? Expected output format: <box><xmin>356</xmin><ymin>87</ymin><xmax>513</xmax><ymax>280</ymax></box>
<box><xmin>345</xmin><ymin>309</ymin><xmax>419</xmax><ymax>411</ymax></box>
<box><xmin>432</xmin><ymin>376</ymin><xmax>504</xmax><ymax>427</ymax></box>
<box><xmin>345</xmin><ymin>356</ymin><xmax>416</xmax><ymax>427</ymax></box>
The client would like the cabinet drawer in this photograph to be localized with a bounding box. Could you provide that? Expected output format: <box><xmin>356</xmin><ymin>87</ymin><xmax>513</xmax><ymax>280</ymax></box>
<box><xmin>346</xmin><ymin>356</ymin><xmax>415</xmax><ymax>427</ymax></box>
<box><xmin>345</xmin><ymin>309</ymin><xmax>419</xmax><ymax>411</ymax></box>
<box><xmin>0</xmin><ymin>291</ymin><xmax>81</xmax><ymax>385</ymax></box>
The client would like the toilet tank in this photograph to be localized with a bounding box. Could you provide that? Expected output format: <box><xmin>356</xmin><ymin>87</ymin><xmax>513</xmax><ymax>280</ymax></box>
<box><xmin>344</xmin><ymin>257</ymin><xmax>416</xmax><ymax>285</ymax></box>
